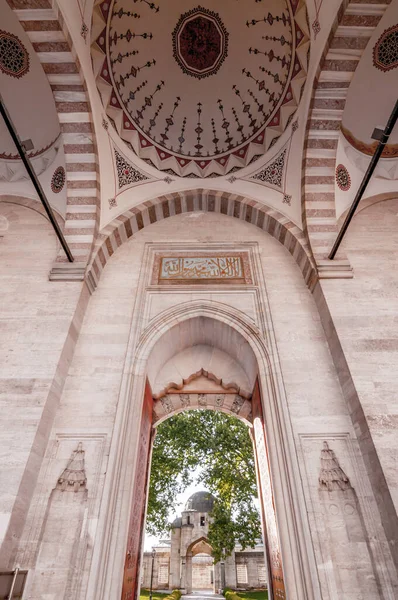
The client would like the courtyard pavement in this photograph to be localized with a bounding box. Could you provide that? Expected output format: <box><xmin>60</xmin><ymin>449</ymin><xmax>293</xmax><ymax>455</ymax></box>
<box><xmin>182</xmin><ymin>592</ymin><xmax>223</xmax><ymax>600</ymax></box>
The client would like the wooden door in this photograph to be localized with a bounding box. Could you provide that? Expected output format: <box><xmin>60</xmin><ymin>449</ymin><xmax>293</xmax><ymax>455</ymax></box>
<box><xmin>252</xmin><ymin>379</ymin><xmax>286</xmax><ymax>600</ymax></box>
<box><xmin>121</xmin><ymin>380</ymin><xmax>154</xmax><ymax>600</ymax></box>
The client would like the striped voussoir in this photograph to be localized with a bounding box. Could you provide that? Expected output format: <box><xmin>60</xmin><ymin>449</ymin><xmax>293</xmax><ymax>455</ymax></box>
<box><xmin>8</xmin><ymin>0</ymin><xmax>100</xmax><ymax>275</ymax></box>
<box><xmin>302</xmin><ymin>0</ymin><xmax>390</xmax><ymax>277</ymax></box>
<box><xmin>85</xmin><ymin>190</ymin><xmax>317</xmax><ymax>293</ymax></box>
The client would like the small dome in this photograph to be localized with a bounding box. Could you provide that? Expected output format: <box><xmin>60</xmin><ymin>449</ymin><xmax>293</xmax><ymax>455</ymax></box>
<box><xmin>185</xmin><ymin>491</ymin><xmax>215</xmax><ymax>513</ymax></box>
<box><xmin>171</xmin><ymin>517</ymin><xmax>182</xmax><ymax>529</ymax></box>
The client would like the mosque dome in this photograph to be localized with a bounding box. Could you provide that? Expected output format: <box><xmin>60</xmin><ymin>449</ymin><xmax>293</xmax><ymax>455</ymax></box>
<box><xmin>185</xmin><ymin>491</ymin><xmax>215</xmax><ymax>513</ymax></box>
<box><xmin>91</xmin><ymin>0</ymin><xmax>310</xmax><ymax>178</ymax></box>
<box><xmin>171</xmin><ymin>516</ymin><xmax>182</xmax><ymax>529</ymax></box>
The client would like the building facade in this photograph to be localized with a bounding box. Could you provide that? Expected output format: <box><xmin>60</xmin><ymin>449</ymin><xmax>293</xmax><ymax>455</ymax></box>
<box><xmin>0</xmin><ymin>0</ymin><xmax>398</xmax><ymax>599</ymax></box>
<box><xmin>141</xmin><ymin>492</ymin><xmax>267</xmax><ymax>593</ymax></box>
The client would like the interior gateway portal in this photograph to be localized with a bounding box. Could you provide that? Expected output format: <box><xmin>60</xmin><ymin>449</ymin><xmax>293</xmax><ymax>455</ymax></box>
<box><xmin>0</xmin><ymin>0</ymin><xmax>398</xmax><ymax>599</ymax></box>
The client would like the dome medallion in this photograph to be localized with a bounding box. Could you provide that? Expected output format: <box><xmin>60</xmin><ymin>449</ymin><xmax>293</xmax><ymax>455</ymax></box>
<box><xmin>173</xmin><ymin>7</ymin><xmax>229</xmax><ymax>79</ymax></box>
<box><xmin>92</xmin><ymin>0</ymin><xmax>309</xmax><ymax>178</ymax></box>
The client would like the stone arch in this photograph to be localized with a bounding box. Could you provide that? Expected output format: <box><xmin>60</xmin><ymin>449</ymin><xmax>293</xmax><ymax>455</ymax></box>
<box><xmin>134</xmin><ymin>300</ymin><xmax>267</xmax><ymax>371</ymax></box>
<box><xmin>188</xmin><ymin>537</ymin><xmax>212</xmax><ymax>557</ymax></box>
<box><xmin>0</xmin><ymin>194</ymin><xmax>65</xmax><ymax>230</ymax></box>
<box><xmin>86</xmin><ymin>299</ymin><xmax>317</xmax><ymax>600</ymax></box>
<box><xmin>148</xmin><ymin>314</ymin><xmax>258</xmax><ymax>397</ymax></box>
<box><xmin>86</xmin><ymin>189</ymin><xmax>317</xmax><ymax>292</ymax></box>
<box><xmin>336</xmin><ymin>191</ymin><xmax>398</xmax><ymax>226</ymax></box>
<box><xmin>302</xmin><ymin>0</ymin><xmax>389</xmax><ymax>275</ymax></box>
<box><xmin>6</xmin><ymin>0</ymin><xmax>100</xmax><ymax>270</ymax></box>
<box><xmin>148</xmin><ymin>311</ymin><xmax>257</xmax><ymax>425</ymax></box>
<box><xmin>186</xmin><ymin>537</ymin><xmax>215</xmax><ymax>592</ymax></box>
<box><xmin>152</xmin><ymin>393</ymin><xmax>252</xmax><ymax>428</ymax></box>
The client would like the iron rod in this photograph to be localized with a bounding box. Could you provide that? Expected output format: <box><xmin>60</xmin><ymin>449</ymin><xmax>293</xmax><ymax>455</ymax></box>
<box><xmin>6</xmin><ymin>567</ymin><xmax>19</xmax><ymax>600</ymax></box>
<box><xmin>149</xmin><ymin>548</ymin><xmax>155</xmax><ymax>600</ymax></box>
<box><xmin>0</xmin><ymin>95</ymin><xmax>74</xmax><ymax>262</ymax></box>
<box><xmin>329</xmin><ymin>99</ymin><xmax>398</xmax><ymax>259</ymax></box>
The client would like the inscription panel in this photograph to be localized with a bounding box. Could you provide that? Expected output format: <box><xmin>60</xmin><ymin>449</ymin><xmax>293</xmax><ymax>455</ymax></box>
<box><xmin>152</xmin><ymin>252</ymin><xmax>253</xmax><ymax>285</ymax></box>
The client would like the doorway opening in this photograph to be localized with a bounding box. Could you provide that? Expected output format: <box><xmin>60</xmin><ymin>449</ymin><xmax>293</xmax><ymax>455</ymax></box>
<box><xmin>139</xmin><ymin>408</ymin><xmax>271</xmax><ymax>598</ymax></box>
<box><xmin>192</xmin><ymin>554</ymin><xmax>214</xmax><ymax>592</ymax></box>
<box><xmin>120</xmin><ymin>314</ymin><xmax>292</xmax><ymax>600</ymax></box>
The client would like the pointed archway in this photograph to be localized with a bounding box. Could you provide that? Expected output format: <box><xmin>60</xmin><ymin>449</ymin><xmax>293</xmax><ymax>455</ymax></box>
<box><xmin>186</xmin><ymin>537</ymin><xmax>214</xmax><ymax>593</ymax></box>
<box><xmin>86</xmin><ymin>301</ymin><xmax>317</xmax><ymax>600</ymax></box>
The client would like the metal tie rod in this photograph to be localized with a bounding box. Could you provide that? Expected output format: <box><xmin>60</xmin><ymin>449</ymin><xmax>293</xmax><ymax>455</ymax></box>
<box><xmin>6</xmin><ymin>567</ymin><xmax>19</xmax><ymax>600</ymax></box>
<box><xmin>0</xmin><ymin>95</ymin><xmax>74</xmax><ymax>263</ymax></box>
<box><xmin>329</xmin><ymin>98</ymin><xmax>398</xmax><ymax>260</ymax></box>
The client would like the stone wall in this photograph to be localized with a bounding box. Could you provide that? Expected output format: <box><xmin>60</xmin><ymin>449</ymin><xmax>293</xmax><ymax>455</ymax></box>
<box><xmin>2</xmin><ymin>211</ymin><xmax>397</xmax><ymax>599</ymax></box>
<box><xmin>141</xmin><ymin>552</ymin><xmax>170</xmax><ymax>590</ymax></box>
<box><xmin>0</xmin><ymin>201</ymin><xmax>86</xmax><ymax>569</ymax></box>
<box><xmin>192</xmin><ymin>555</ymin><xmax>213</xmax><ymax>590</ymax></box>
<box><xmin>316</xmin><ymin>198</ymin><xmax>398</xmax><ymax>571</ymax></box>
<box><xmin>235</xmin><ymin>552</ymin><xmax>266</xmax><ymax>589</ymax></box>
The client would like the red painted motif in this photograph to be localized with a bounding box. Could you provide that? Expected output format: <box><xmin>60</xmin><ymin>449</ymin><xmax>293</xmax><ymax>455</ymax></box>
<box><xmin>252</xmin><ymin>380</ymin><xmax>286</xmax><ymax>600</ymax></box>
<box><xmin>51</xmin><ymin>166</ymin><xmax>66</xmax><ymax>194</ymax></box>
<box><xmin>121</xmin><ymin>380</ymin><xmax>154</xmax><ymax>600</ymax></box>
<box><xmin>335</xmin><ymin>163</ymin><xmax>351</xmax><ymax>192</ymax></box>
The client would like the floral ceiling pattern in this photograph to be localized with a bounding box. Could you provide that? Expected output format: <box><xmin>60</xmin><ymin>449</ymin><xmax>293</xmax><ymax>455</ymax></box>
<box><xmin>91</xmin><ymin>0</ymin><xmax>309</xmax><ymax>178</ymax></box>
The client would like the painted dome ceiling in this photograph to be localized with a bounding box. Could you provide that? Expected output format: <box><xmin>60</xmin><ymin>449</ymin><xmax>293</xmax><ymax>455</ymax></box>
<box><xmin>92</xmin><ymin>0</ymin><xmax>309</xmax><ymax>178</ymax></box>
<box><xmin>0</xmin><ymin>0</ymin><xmax>61</xmax><ymax>182</ymax></box>
<box><xmin>341</xmin><ymin>3</ymin><xmax>398</xmax><ymax>171</ymax></box>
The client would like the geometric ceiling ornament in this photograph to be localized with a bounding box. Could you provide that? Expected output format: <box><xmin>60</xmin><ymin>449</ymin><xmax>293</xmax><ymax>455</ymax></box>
<box><xmin>113</xmin><ymin>147</ymin><xmax>154</xmax><ymax>190</ymax></box>
<box><xmin>91</xmin><ymin>0</ymin><xmax>310</xmax><ymax>178</ymax></box>
<box><xmin>51</xmin><ymin>166</ymin><xmax>66</xmax><ymax>194</ymax></box>
<box><xmin>250</xmin><ymin>147</ymin><xmax>287</xmax><ymax>190</ymax></box>
<box><xmin>335</xmin><ymin>164</ymin><xmax>351</xmax><ymax>192</ymax></box>
<box><xmin>0</xmin><ymin>30</ymin><xmax>29</xmax><ymax>79</ymax></box>
<box><xmin>373</xmin><ymin>24</ymin><xmax>398</xmax><ymax>73</ymax></box>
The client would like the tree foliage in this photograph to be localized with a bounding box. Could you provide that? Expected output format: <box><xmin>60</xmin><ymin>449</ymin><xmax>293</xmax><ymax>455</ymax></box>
<box><xmin>146</xmin><ymin>410</ymin><xmax>261</xmax><ymax>562</ymax></box>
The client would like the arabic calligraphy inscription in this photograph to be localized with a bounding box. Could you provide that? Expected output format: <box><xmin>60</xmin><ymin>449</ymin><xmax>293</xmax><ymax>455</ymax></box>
<box><xmin>153</xmin><ymin>253</ymin><xmax>253</xmax><ymax>285</ymax></box>
<box><xmin>161</xmin><ymin>256</ymin><xmax>243</xmax><ymax>280</ymax></box>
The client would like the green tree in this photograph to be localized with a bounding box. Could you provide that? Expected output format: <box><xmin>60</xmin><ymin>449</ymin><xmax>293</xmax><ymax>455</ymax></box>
<box><xmin>146</xmin><ymin>410</ymin><xmax>261</xmax><ymax>562</ymax></box>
